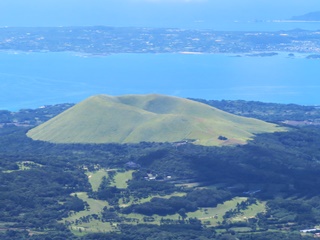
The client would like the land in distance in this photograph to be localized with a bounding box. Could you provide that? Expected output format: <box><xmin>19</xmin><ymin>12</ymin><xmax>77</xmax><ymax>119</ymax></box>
<box><xmin>0</xmin><ymin>26</ymin><xmax>319</xmax><ymax>55</ymax></box>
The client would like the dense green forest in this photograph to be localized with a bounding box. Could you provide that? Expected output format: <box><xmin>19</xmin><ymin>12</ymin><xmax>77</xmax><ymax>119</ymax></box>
<box><xmin>1</xmin><ymin>101</ymin><xmax>320</xmax><ymax>239</ymax></box>
<box><xmin>191</xmin><ymin>98</ymin><xmax>320</xmax><ymax>124</ymax></box>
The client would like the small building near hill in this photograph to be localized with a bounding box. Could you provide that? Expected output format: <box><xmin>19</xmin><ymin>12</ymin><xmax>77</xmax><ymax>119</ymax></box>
<box><xmin>300</xmin><ymin>229</ymin><xmax>318</xmax><ymax>233</ymax></box>
<box><xmin>314</xmin><ymin>233</ymin><xmax>320</xmax><ymax>238</ymax></box>
<box><xmin>125</xmin><ymin>161</ymin><xmax>141</xmax><ymax>169</ymax></box>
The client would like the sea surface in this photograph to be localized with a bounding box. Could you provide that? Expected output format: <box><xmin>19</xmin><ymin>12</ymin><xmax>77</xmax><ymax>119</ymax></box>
<box><xmin>1</xmin><ymin>51</ymin><xmax>320</xmax><ymax>111</ymax></box>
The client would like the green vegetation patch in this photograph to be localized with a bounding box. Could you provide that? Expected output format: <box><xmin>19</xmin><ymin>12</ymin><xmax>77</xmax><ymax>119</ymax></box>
<box><xmin>63</xmin><ymin>192</ymin><xmax>109</xmax><ymax>224</ymax></box>
<box><xmin>3</xmin><ymin>161</ymin><xmax>43</xmax><ymax>173</ymax></box>
<box><xmin>186</xmin><ymin>197</ymin><xmax>266</xmax><ymax>227</ymax></box>
<box><xmin>27</xmin><ymin>94</ymin><xmax>285</xmax><ymax>146</ymax></box>
<box><xmin>70</xmin><ymin>219</ymin><xmax>117</xmax><ymax>236</ymax></box>
<box><xmin>119</xmin><ymin>192</ymin><xmax>187</xmax><ymax>208</ymax></box>
<box><xmin>110</xmin><ymin>170</ymin><xmax>134</xmax><ymax>189</ymax></box>
<box><xmin>17</xmin><ymin>161</ymin><xmax>43</xmax><ymax>170</ymax></box>
<box><xmin>86</xmin><ymin>169</ymin><xmax>110</xmax><ymax>192</ymax></box>
<box><xmin>86</xmin><ymin>169</ymin><xmax>134</xmax><ymax>191</ymax></box>
<box><xmin>62</xmin><ymin>192</ymin><xmax>115</xmax><ymax>234</ymax></box>
<box><xmin>232</xmin><ymin>200</ymin><xmax>266</xmax><ymax>222</ymax></box>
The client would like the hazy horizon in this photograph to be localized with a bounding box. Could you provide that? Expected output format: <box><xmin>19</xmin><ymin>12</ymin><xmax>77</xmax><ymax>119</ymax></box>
<box><xmin>1</xmin><ymin>0</ymin><xmax>320</xmax><ymax>29</ymax></box>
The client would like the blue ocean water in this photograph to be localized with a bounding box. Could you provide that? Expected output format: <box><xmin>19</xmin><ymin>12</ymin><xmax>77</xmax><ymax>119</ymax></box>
<box><xmin>0</xmin><ymin>52</ymin><xmax>319</xmax><ymax>111</ymax></box>
<box><xmin>1</xmin><ymin>0</ymin><xmax>320</xmax><ymax>111</ymax></box>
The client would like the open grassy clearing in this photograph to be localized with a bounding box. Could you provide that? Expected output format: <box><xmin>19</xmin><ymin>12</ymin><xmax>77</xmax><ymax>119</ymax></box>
<box><xmin>229</xmin><ymin>227</ymin><xmax>253</xmax><ymax>232</ymax></box>
<box><xmin>110</xmin><ymin>170</ymin><xmax>134</xmax><ymax>189</ymax></box>
<box><xmin>70</xmin><ymin>220</ymin><xmax>116</xmax><ymax>236</ymax></box>
<box><xmin>73</xmin><ymin>192</ymin><xmax>109</xmax><ymax>214</ymax></box>
<box><xmin>63</xmin><ymin>170</ymin><xmax>265</xmax><ymax>234</ymax></box>
<box><xmin>86</xmin><ymin>169</ymin><xmax>134</xmax><ymax>191</ymax></box>
<box><xmin>187</xmin><ymin>197</ymin><xmax>265</xmax><ymax>227</ymax></box>
<box><xmin>121</xmin><ymin>212</ymin><xmax>181</xmax><ymax>225</ymax></box>
<box><xmin>208</xmin><ymin>197</ymin><xmax>247</xmax><ymax>224</ymax></box>
<box><xmin>86</xmin><ymin>169</ymin><xmax>109</xmax><ymax>191</ymax></box>
<box><xmin>62</xmin><ymin>192</ymin><xmax>115</xmax><ymax>234</ymax></box>
<box><xmin>232</xmin><ymin>200</ymin><xmax>266</xmax><ymax>222</ymax></box>
<box><xmin>63</xmin><ymin>190</ymin><xmax>187</xmax><ymax>233</ymax></box>
<box><xmin>117</xmin><ymin>197</ymin><xmax>265</xmax><ymax>228</ymax></box>
<box><xmin>63</xmin><ymin>192</ymin><xmax>109</xmax><ymax>223</ymax></box>
<box><xmin>63</xmin><ymin>191</ymin><xmax>266</xmax><ymax>233</ymax></box>
<box><xmin>187</xmin><ymin>207</ymin><xmax>221</xmax><ymax>226</ymax></box>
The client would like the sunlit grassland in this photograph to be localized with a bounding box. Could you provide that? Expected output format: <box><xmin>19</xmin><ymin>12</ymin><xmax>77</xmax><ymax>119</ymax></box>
<box><xmin>63</xmin><ymin>187</ymin><xmax>265</xmax><ymax>233</ymax></box>
<box><xmin>63</xmin><ymin>192</ymin><xmax>109</xmax><ymax>222</ymax></box>
<box><xmin>188</xmin><ymin>197</ymin><xmax>266</xmax><ymax>227</ymax></box>
<box><xmin>28</xmin><ymin>94</ymin><xmax>285</xmax><ymax>146</ymax></box>
<box><xmin>232</xmin><ymin>200</ymin><xmax>266</xmax><ymax>222</ymax></box>
<box><xmin>110</xmin><ymin>170</ymin><xmax>134</xmax><ymax>189</ymax></box>
<box><xmin>63</xmin><ymin>174</ymin><xmax>186</xmax><ymax>233</ymax></box>
<box><xmin>63</xmin><ymin>169</ymin><xmax>266</xmax><ymax>234</ymax></box>
<box><xmin>70</xmin><ymin>220</ymin><xmax>116</xmax><ymax>236</ymax></box>
<box><xmin>63</xmin><ymin>191</ymin><xmax>186</xmax><ymax>233</ymax></box>
<box><xmin>120</xmin><ymin>212</ymin><xmax>181</xmax><ymax>225</ymax></box>
<box><xmin>86</xmin><ymin>169</ymin><xmax>134</xmax><ymax>191</ymax></box>
<box><xmin>86</xmin><ymin>169</ymin><xmax>108</xmax><ymax>191</ymax></box>
<box><xmin>119</xmin><ymin>195</ymin><xmax>265</xmax><ymax>227</ymax></box>
<box><xmin>64</xmin><ymin>192</ymin><xmax>187</xmax><ymax>232</ymax></box>
<box><xmin>62</xmin><ymin>192</ymin><xmax>113</xmax><ymax>234</ymax></box>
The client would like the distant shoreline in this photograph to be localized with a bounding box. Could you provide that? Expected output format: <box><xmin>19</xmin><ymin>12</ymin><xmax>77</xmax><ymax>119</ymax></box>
<box><xmin>272</xmin><ymin>20</ymin><xmax>320</xmax><ymax>23</ymax></box>
<box><xmin>0</xmin><ymin>27</ymin><xmax>319</xmax><ymax>56</ymax></box>
<box><xmin>179</xmin><ymin>52</ymin><xmax>203</xmax><ymax>55</ymax></box>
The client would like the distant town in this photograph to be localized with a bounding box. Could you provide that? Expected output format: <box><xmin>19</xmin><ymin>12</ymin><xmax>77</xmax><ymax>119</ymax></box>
<box><xmin>0</xmin><ymin>26</ymin><xmax>319</xmax><ymax>57</ymax></box>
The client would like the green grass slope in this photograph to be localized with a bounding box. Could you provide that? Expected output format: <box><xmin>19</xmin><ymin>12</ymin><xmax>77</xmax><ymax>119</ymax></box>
<box><xmin>27</xmin><ymin>94</ymin><xmax>285</xmax><ymax>146</ymax></box>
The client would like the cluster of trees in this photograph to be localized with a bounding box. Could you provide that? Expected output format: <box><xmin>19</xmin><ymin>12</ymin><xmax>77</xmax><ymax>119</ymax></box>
<box><xmin>256</xmin><ymin>197</ymin><xmax>320</xmax><ymax>230</ymax></box>
<box><xmin>132</xmin><ymin>126</ymin><xmax>320</xmax><ymax>198</ymax></box>
<box><xmin>122</xmin><ymin>188</ymin><xmax>230</xmax><ymax>216</ymax></box>
<box><xmin>0</xmin><ymin>103</ymin><xmax>73</xmax><ymax>126</ymax></box>
<box><xmin>0</xmin><ymin>160</ymin><xmax>88</xmax><ymax>228</ymax></box>
<box><xmin>191</xmin><ymin>98</ymin><xmax>320</xmax><ymax>123</ymax></box>
<box><xmin>82</xmin><ymin>225</ymin><xmax>314</xmax><ymax>240</ymax></box>
<box><xmin>122</xmin><ymin>196</ymin><xmax>197</xmax><ymax>216</ymax></box>
<box><xmin>90</xmin><ymin>172</ymin><xmax>178</xmax><ymax>206</ymax></box>
<box><xmin>126</xmin><ymin>179</ymin><xmax>177</xmax><ymax>198</ymax></box>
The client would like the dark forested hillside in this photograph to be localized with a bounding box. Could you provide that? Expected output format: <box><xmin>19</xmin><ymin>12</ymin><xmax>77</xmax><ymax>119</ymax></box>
<box><xmin>1</xmin><ymin>101</ymin><xmax>320</xmax><ymax>239</ymax></box>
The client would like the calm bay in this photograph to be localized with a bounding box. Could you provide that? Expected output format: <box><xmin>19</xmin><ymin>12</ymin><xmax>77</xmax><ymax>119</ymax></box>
<box><xmin>0</xmin><ymin>51</ymin><xmax>319</xmax><ymax>111</ymax></box>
